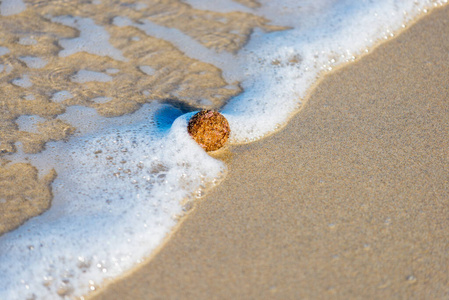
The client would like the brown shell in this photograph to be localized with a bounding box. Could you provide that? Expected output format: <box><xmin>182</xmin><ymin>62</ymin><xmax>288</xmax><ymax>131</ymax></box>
<box><xmin>187</xmin><ymin>110</ymin><xmax>231</xmax><ymax>152</ymax></box>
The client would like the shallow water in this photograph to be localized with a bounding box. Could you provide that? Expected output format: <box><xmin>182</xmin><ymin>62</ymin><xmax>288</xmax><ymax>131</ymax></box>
<box><xmin>0</xmin><ymin>0</ymin><xmax>447</xmax><ymax>299</ymax></box>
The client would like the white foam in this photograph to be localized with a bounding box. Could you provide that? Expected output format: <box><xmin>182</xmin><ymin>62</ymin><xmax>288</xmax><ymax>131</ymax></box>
<box><xmin>19</xmin><ymin>56</ymin><xmax>48</xmax><ymax>69</ymax></box>
<box><xmin>4</xmin><ymin>64</ymin><xmax>13</xmax><ymax>74</ymax></box>
<box><xmin>0</xmin><ymin>104</ymin><xmax>224</xmax><ymax>300</ymax></box>
<box><xmin>71</xmin><ymin>70</ymin><xmax>113</xmax><ymax>83</ymax></box>
<box><xmin>106</xmin><ymin>68</ymin><xmax>120</xmax><ymax>74</ymax></box>
<box><xmin>52</xmin><ymin>15</ymin><xmax>127</xmax><ymax>62</ymax></box>
<box><xmin>16</xmin><ymin>115</ymin><xmax>46</xmax><ymax>133</ymax></box>
<box><xmin>58</xmin><ymin>106</ymin><xmax>104</xmax><ymax>136</ymax></box>
<box><xmin>111</xmin><ymin>15</ymin><xmax>133</xmax><ymax>27</ymax></box>
<box><xmin>12</xmin><ymin>74</ymin><xmax>33</xmax><ymax>88</ymax></box>
<box><xmin>139</xmin><ymin>65</ymin><xmax>156</xmax><ymax>75</ymax></box>
<box><xmin>91</xmin><ymin>96</ymin><xmax>112</xmax><ymax>104</ymax></box>
<box><xmin>222</xmin><ymin>0</ymin><xmax>449</xmax><ymax>143</ymax></box>
<box><xmin>0</xmin><ymin>0</ymin><xmax>26</xmax><ymax>16</ymax></box>
<box><xmin>134</xmin><ymin>2</ymin><xmax>148</xmax><ymax>10</ymax></box>
<box><xmin>51</xmin><ymin>90</ymin><xmax>74</xmax><ymax>103</ymax></box>
<box><xmin>18</xmin><ymin>37</ymin><xmax>38</xmax><ymax>45</ymax></box>
<box><xmin>184</xmin><ymin>0</ymin><xmax>253</xmax><ymax>13</ymax></box>
<box><xmin>0</xmin><ymin>46</ymin><xmax>10</xmax><ymax>56</ymax></box>
<box><xmin>23</xmin><ymin>94</ymin><xmax>36</xmax><ymax>101</ymax></box>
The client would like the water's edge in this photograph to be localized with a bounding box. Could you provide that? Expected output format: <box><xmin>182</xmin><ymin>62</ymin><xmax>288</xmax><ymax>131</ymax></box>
<box><xmin>86</xmin><ymin>4</ymin><xmax>448</xmax><ymax>298</ymax></box>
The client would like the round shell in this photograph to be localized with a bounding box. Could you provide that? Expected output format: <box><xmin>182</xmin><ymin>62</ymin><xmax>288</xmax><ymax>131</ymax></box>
<box><xmin>187</xmin><ymin>110</ymin><xmax>230</xmax><ymax>152</ymax></box>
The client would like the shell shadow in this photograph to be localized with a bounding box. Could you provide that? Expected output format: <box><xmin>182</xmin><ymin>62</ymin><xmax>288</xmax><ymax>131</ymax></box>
<box><xmin>153</xmin><ymin>98</ymin><xmax>203</xmax><ymax>133</ymax></box>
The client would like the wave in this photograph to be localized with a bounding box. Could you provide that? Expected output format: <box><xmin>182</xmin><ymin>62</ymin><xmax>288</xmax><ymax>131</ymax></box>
<box><xmin>0</xmin><ymin>0</ymin><xmax>446</xmax><ymax>298</ymax></box>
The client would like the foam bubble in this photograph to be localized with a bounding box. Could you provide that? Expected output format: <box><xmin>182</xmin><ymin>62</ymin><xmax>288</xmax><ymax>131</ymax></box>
<box><xmin>0</xmin><ymin>46</ymin><xmax>10</xmax><ymax>56</ymax></box>
<box><xmin>4</xmin><ymin>64</ymin><xmax>13</xmax><ymax>74</ymax></box>
<box><xmin>0</xmin><ymin>0</ymin><xmax>26</xmax><ymax>16</ymax></box>
<box><xmin>12</xmin><ymin>74</ymin><xmax>33</xmax><ymax>88</ymax></box>
<box><xmin>139</xmin><ymin>65</ymin><xmax>156</xmax><ymax>76</ymax></box>
<box><xmin>51</xmin><ymin>91</ymin><xmax>74</xmax><ymax>103</ymax></box>
<box><xmin>16</xmin><ymin>115</ymin><xmax>46</xmax><ymax>133</ymax></box>
<box><xmin>112</xmin><ymin>16</ymin><xmax>133</xmax><ymax>27</ymax></box>
<box><xmin>19</xmin><ymin>56</ymin><xmax>48</xmax><ymax>69</ymax></box>
<box><xmin>23</xmin><ymin>94</ymin><xmax>36</xmax><ymax>101</ymax></box>
<box><xmin>71</xmin><ymin>70</ymin><xmax>113</xmax><ymax>83</ymax></box>
<box><xmin>106</xmin><ymin>68</ymin><xmax>120</xmax><ymax>74</ymax></box>
<box><xmin>91</xmin><ymin>96</ymin><xmax>112</xmax><ymax>104</ymax></box>
<box><xmin>52</xmin><ymin>16</ymin><xmax>127</xmax><ymax>61</ymax></box>
<box><xmin>185</xmin><ymin>0</ymin><xmax>253</xmax><ymax>13</ymax></box>
<box><xmin>134</xmin><ymin>2</ymin><xmax>148</xmax><ymax>10</ymax></box>
<box><xmin>18</xmin><ymin>37</ymin><xmax>38</xmax><ymax>45</ymax></box>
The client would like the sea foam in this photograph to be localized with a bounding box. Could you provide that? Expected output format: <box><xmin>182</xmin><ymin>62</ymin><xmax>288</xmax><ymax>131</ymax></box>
<box><xmin>0</xmin><ymin>46</ymin><xmax>10</xmax><ymax>56</ymax></box>
<box><xmin>0</xmin><ymin>1</ymin><xmax>447</xmax><ymax>299</ymax></box>
<box><xmin>0</xmin><ymin>0</ymin><xmax>26</xmax><ymax>16</ymax></box>
<box><xmin>12</xmin><ymin>74</ymin><xmax>33</xmax><ymax>88</ymax></box>
<box><xmin>0</xmin><ymin>104</ymin><xmax>224</xmax><ymax>299</ymax></box>
<box><xmin>222</xmin><ymin>0</ymin><xmax>448</xmax><ymax>142</ymax></box>
<box><xmin>52</xmin><ymin>15</ymin><xmax>127</xmax><ymax>61</ymax></box>
<box><xmin>19</xmin><ymin>56</ymin><xmax>48</xmax><ymax>69</ymax></box>
<box><xmin>71</xmin><ymin>70</ymin><xmax>113</xmax><ymax>83</ymax></box>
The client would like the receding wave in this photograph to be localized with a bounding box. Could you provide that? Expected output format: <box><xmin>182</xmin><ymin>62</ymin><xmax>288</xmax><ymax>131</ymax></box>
<box><xmin>0</xmin><ymin>0</ymin><xmax>447</xmax><ymax>299</ymax></box>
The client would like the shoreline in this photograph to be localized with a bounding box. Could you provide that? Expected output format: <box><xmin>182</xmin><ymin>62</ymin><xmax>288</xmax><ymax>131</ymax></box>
<box><xmin>90</xmin><ymin>4</ymin><xmax>449</xmax><ymax>299</ymax></box>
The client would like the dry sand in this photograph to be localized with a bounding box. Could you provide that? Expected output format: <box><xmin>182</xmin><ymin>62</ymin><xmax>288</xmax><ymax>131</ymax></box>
<box><xmin>91</xmin><ymin>5</ymin><xmax>449</xmax><ymax>299</ymax></box>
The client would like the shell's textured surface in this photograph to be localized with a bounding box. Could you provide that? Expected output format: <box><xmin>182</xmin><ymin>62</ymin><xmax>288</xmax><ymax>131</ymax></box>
<box><xmin>187</xmin><ymin>110</ymin><xmax>230</xmax><ymax>152</ymax></box>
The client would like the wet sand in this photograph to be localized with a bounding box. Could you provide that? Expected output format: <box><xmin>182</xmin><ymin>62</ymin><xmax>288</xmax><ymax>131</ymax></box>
<box><xmin>1</xmin><ymin>0</ymin><xmax>266</xmax><ymax>237</ymax></box>
<box><xmin>91</xmin><ymin>5</ymin><xmax>449</xmax><ymax>299</ymax></box>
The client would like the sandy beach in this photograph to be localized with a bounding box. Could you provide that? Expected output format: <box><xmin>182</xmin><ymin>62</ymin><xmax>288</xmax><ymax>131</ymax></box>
<box><xmin>91</xmin><ymin>5</ymin><xmax>449</xmax><ymax>300</ymax></box>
